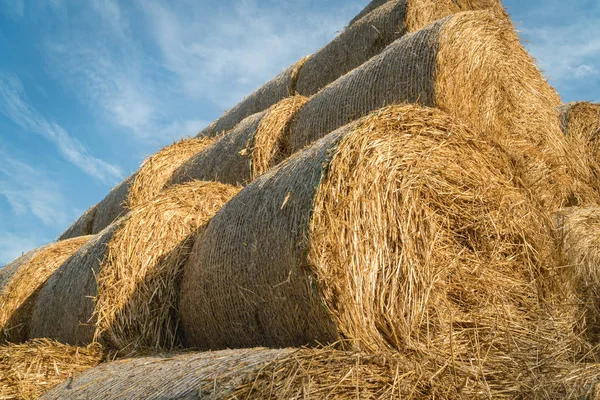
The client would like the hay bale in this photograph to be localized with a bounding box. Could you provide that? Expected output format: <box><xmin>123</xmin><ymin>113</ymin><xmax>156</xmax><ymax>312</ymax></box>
<box><xmin>58</xmin><ymin>205</ymin><xmax>97</xmax><ymax>240</ymax></box>
<box><xmin>126</xmin><ymin>137</ymin><xmax>216</xmax><ymax>209</ymax></box>
<box><xmin>41</xmin><ymin>347</ymin><xmax>471</xmax><ymax>399</ymax></box>
<box><xmin>347</xmin><ymin>0</ymin><xmax>390</xmax><ymax>26</ymax></box>
<box><xmin>0</xmin><ymin>339</ymin><xmax>104</xmax><ymax>400</ymax></box>
<box><xmin>560</xmin><ymin>102</ymin><xmax>600</xmax><ymax>198</ymax></box>
<box><xmin>180</xmin><ymin>105</ymin><xmax>567</xmax><ymax>392</ymax></box>
<box><xmin>31</xmin><ymin>182</ymin><xmax>239</xmax><ymax>352</ymax></box>
<box><xmin>556</xmin><ymin>206</ymin><xmax>600</xmax><ymax>347</ymax></box>
<box><xmin>171</xmin><ymin>96</ymin><xmax>308</xmax><ymax>187</ymax></box>
<box><xmin>197</xmin><ymin>57</ymin><xmax>310</xmax><ymax>138</ymax></box>
<box><xmin>288</xmin><ymin>10</ymin><xmax>583</xmax><ymax>210</ymax></box>
<box><xmin>0</xmin><ymin>236</ymin><xmax>92</xmax><ymax>343</ymax></box>
<box><xmin>94</xmin><ymin>181</ymin><xmax>240</xmax><ymax>354</ymax></box>
<box><xmin>30</xmin><ymin>224</ymin><xmax>119</xmax><ymax>346</ymax></box>
<box><xmin>1</xmin><ymin>245</ymin><xmax>54</xmax><ymax>296</ymax></box>
<box><xmin>91</xmin><ymin>174</ymin><xmax>136</xmax><ymax>234</ymax></box>
<box><xmin>297</xmin><ymin>0</ymin><xmax>506</xmax><ymax>96</ymax></box>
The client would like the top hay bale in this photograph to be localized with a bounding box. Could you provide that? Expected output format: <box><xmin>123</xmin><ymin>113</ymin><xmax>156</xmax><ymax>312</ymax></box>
<box><xmin>0</xmin><ymin>236</ymin><xmax>91</xmax><ymax>343</ymax></box>
<box><xmin>31</xmin><ymin>181</ymin><xmax>239</xmax><ymax>353</ymax></box>
<box><xmin>287</xmin><ymin>10</ymin><xmax>586</xmax><ymax>211</ymax></box>
<box><xmin>197</xmin><ymin>0</ymin><xmax>505</xmax><ymax>137</ymax></box>
<box><xmin>180</xmin><ymin>105</ymin><xmax>570</xmax><ymax>392</ymax></box>
<box><xmin>559</xmin><ymin>102</ymin><xmax>600</xmax><ymax>199</ymax></box>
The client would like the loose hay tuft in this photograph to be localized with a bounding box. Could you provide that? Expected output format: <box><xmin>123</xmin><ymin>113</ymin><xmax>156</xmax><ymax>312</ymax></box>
<box><xmin>405</xmin><ymin>0</ymin><xmax>507</xmax><ymax>32</ymax></box>
<box><xmin>94</xmin><ymin>181</ymin><xmax>241</xmax><ymax>354</ymax></box>
<box><xmin>0</xmin><ymin>236</ymin><xmax>92</xmax><ymax>343</ymax></box>
<box><xmin>127</xmin><ymin>137</ymin><xmax>216</xmax><ymax>209</ymax></box>
<box><xmin>0</xmin><ymin>339</ymin><xmax>104</xmax><ymax>400</ymax></box>
<box><xmin>251</xmin><ymin>95</ymin><xmax>309</xmax><ymax>178</ymax></box>
<box><xmin>181</xmin><ymin>105</ymin><xmax>570</xmax><ymax>395</ymax></box>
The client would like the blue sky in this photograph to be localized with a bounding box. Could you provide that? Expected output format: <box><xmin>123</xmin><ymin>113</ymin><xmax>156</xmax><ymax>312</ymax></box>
<box><xmin>0</xmin><ymin>0</ymin><xmax>598</xmax><ymax>265</ymax></box>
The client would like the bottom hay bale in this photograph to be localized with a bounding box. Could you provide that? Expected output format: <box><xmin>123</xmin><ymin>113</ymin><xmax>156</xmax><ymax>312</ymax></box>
<box><xmin>30</xmin><ymin>181</ymin><xmax>240</xmax><ymax>353</ymax></box>
<box><xmin>0</xmin><ymin>339</ymin><xmax>104</xmax><ymax>400</ymax></box>
<box><xmin>0</xmin><ymin>236</ymin><xmax>92</xmax><ymax>343</ymax></box>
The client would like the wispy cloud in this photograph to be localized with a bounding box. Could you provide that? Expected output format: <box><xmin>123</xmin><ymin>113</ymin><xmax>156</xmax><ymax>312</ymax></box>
<box><xmin>0</xmin><ymin>72</ymin><xmax>123</xmax><ymax>184</ymax></box>
<box><xmin>1</xmin><ymin>0</ymin><xmax>24</xmax><ymax>19</ymax></box>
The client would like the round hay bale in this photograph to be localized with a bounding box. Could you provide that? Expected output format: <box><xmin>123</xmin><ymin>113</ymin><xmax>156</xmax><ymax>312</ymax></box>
<box><xmin>171</xmin><ymin>95</ymin><xmax>308</xmax><ymax>187</ymax></box>
<box><xmin>347</xmin><ymin>0</ymin><xmax>390</xmax><ymax>26</ymax></box>
<box><xmin>58</xmin><ymin>205</ymin><xmax>97</xmax><ymax>240</ymax></box>
<box><xmin>560</xmin><ymin>102</ymin><xmax>600</xmax><ymax>198</ymax></box>
<box><xmin>0</xmin><ymin>236</ymin><xmax>92</xmax><ymax>344</ymax></box>
<box><xmin>556</xmin><ymin>206</ymin><xmax>600</xmax><ymax>346</ymax></box>
<box><xmin>0</xmin><ymin>339</ymin><xmax>104</xmax><ymax>400</ymax></box>
<box><xmin>297</xmin><ymin>0</ymin><xmax>506</xmax><ymax>96</ymax></box>
<box><xmin>41</xmin><ymin>347</ymin><xmax>468</xmax><ymax>399</ymax></box>
<box><xmin>94</xmin><ymin>181</ymin><xmax>240</xmax><ymax>353</ymax></box>
<box><xmin>91</xmin><ymin>174</ymin><xmax>136</xmax><ymax>234</ymax></box>
<box><xmin>288</xmin><ymin>10</ymin><xmax>584</xmax><ymax>210</ymax></box>
<box><xmin>180</xmin><ymin>105</ymin><xmax>565</xmax><ymax>390</ymax></box>
<box><xmin>30</xmin><ymin>224</ymin><xmax>120</xmax><ymax>346</ymax></box>
<box><xmin>1</xmin><ymin>245</ymin><xmax>54</xmax><ymax>296</ymax></box>
<box><xmin>197</xmin><ymin>56</ymin><xmax>310</xmax><ymax>138</ymax></box>
<box><xmin>30</xmin><ymin>182</ymin><xmax>239</xmax><ymax>352</ymax></box>
<box><xmin>126</xmin><ymin>137</ymin><xmax>216</xmax><ymax>209</ymax></box>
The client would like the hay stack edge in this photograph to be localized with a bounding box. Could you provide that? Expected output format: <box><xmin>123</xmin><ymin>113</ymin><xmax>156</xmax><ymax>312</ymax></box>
<box><xmin>2</xmin><ymin>0</ymin><xmax>600</xmax><ymax>398</ymax></box>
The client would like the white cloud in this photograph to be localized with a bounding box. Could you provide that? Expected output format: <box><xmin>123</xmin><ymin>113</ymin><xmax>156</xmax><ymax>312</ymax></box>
<box><xmin>0</xmin><ymin>72</ymin><xmax>123</xmax><ymax>185</ymax></box>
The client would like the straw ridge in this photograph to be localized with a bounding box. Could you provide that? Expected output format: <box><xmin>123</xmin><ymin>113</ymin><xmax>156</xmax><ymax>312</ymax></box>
<box><xmin>0</xmin><ymin>339</ymin><xmax>104</xmax><ymax>400</ymax></box>
<box><xmin>0</xmin><ymin>236</ymin><xmax>92</xmax><ymax>344</ymax></box>
<box><xmin>94</xmin><ymin>181</ymin><xmax>240</xmax><ymax>354</ymax></box>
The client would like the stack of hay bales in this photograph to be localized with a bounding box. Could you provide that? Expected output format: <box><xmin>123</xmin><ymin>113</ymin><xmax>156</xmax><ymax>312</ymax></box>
<box><xmin>4</xmin><ymin>0</ymin><xmax>600</xmax><ymax>398</ymax></box>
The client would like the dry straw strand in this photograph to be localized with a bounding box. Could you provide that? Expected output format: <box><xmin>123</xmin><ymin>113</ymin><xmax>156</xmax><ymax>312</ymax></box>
<box><xmin>94</xmin><ymin>181</ymin><xmax>240</xmax><ymax>354</ymax></box>
<box><xmin>127</xmin><ymin>137</ymin><xmax>217</xmax><ymax>209</ymax></box>
<box><xmin>251</xmin><ymin>95</ymin><xmax>309</xmax><ymax>178</ymax></box>
<box><xmin>0</xmin><ymin>339</ymin><xmax>104</xmax><ymax>400</ymax></box>
<box><xmin>0</xmin><ymin>236</ymin><xmax>92</xmax><ymax>343</ymax></box>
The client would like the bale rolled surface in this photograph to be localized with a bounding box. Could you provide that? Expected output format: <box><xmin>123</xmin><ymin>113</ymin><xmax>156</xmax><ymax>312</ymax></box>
<box><xmin>91</xmin><ymin>174</ymin><xmax>136</xmax><ymax>234</ymax></box>
<box><xmin>0</xmin><ymin>236</ymin><xmax>92</xmax><ymax>343</ymax></box>
<box><xmin>171</xmin><ymin>96</ymin><xmax>308</xmax><ymax>187</ymax></box>
<box><xmin>1</xmin><ymin>339</ymin><xmax>104</xmax><ymax>400</ymax></box>
<box><xmin>296</xmin><ymin>0</ymin><xmax>506</xmax><ymax>96</ymax></box>
<box><xmin>559</xmin><ymin>102</ymin><xmax>600</xmax><ymax>197</ymax></box>
<box><xmin>58</xmin><ymin>205</ymin><xmax>97</xmax><ymax>240</ymax></box>
<box><xmin>181</xmin><ymin>105</ymin><xmax>568</xmax><ymax>393</ymax></box>
<box><xmin>31</xmin><ymin>181</ymin><xmax>239</xmax><ymax>352</ymax></box>
<box><xmin>41</xmin><ymin>347</ymin><xmax>469</xmax><ymax>399</ymax></box>
<box><xmin>197</xmin><ymin>56</ymin><xmax>309</xmax><ymax>138</ymax></box>
<box><xmin>288</xmin><ymin>10</ymin><xmax>585</xmax><ymax>210</ymax></box>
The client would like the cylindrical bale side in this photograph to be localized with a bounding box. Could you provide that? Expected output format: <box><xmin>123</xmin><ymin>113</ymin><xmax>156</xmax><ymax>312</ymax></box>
<box><xmin>1</xmin><ymin>245</ymin><xmax>53</xmax><ymax>295</ymax></box>
<box><xmin>559</xmin><ymin>102</ymin><xmax>600</xmax><ymax>198</ymax></box>
<box><xmin>91</xmin><ymin>174</ymin><xmax>136</xmax><ymax>234</ymax></box>
<box><xmin>0</xmin><ymin>236</ymin><xmax>92</xmax><ymax>343</ymax></box>
<box><xmin>171</xmin><ymin>96</ymin><xmax>308</xmax><ymax>187</ymax></box>
<box><xmin>288</xmin><ymin>10</ymin><xmax>584</xmax><ymax>210</ymax></box>
<box><xmin>58</xmin><ymin>205</ymin><xmax>97</xmax><ymax>240</ymax></box>
<box><xmin>181</xmin><ymin>106</ymin><xmax>567</xmax><ymax>392</ymax></box>
<box><xmin>31</xmin><ymin>182</ymin><xmax>239</xmax><ymax>352</ymax></box>
<box><xmin>348</xmin><ymin>0</ymin><xmax>390</xmax><ymax>26</ymax></box>
<box><xmin>29</xmin><ymin>225</ymin><xmax>119</xmax><ymax>345</ymax></box>
<box><xmin>42</xmin><ymin>347</ymin><xmax>466</xmax><ymax>400</ymax></box>
<box><xmin>196</xmin><ymin>57</ymin><xmax>309</xmax><ymax>138</ymax></box>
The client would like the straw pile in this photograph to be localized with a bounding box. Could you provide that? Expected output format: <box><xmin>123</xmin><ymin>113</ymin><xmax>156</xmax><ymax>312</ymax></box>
<box><xmin>126</xmin><ymin>137</ymin><xmax>216</xmax><ymax>209</ymax></box>
<box><xmin>58</xmin><ymin>205</ymin><xmax>97</xmax><ymax>240</ymax></box>
<box><xmin>0</xmin><ymin>236</ymin><xmax>92</xmax><ymax>344</ymax></box>
<box><xmin>197</xmin><ymin>56</ymin><xmax>310</xmax><ymax>138</ymax></box>
<box><xmin>288</xmin><ymin>10</ymin><xmax>585</xmax><ymax>211</ymax></box>
<box><xmin>297</xmin><ymin>0</ymin><xmax>505</xmax><ymax>96</ymax></box>
<box><xmin>41</xmin><ymin>347</ymin><xmax>467</xmax><ymax>399</ymax></box>
<box><xmin>30</xmin><ymin>224</ymin><xmax>120</xmax><ymax>345</ymax></box>
<box><xmin>31</xmin><ymin>182</ymin><xmax>239</xmax><ymax>352</ymax></box>
<box><xmin>556</xmin><ymin>206</ymin><xmax>600</xmax><ymax>347</ymax></box>
<box><xmin>171</xmin><ymin>95</ymin><xmax>308</xmax><ymax>187</ymax></box>
<box><xmin>180</xmin><ymin>105</ymin><xmax>570</xmax><ymax>393</ymax></box>
<box><xmin>94</xmin><ymin>181</ymin><xmax>240</xmax><ymax>354</ymax></box>
<box><xmin>560</xmin><ymin>102</ymin><xmax>600</xmax><ymax>198</ymax></box>
<box><xmin>0</xmin><ymin>339</ymin><xmax>104</xmax><ymax>400</ymax></box>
